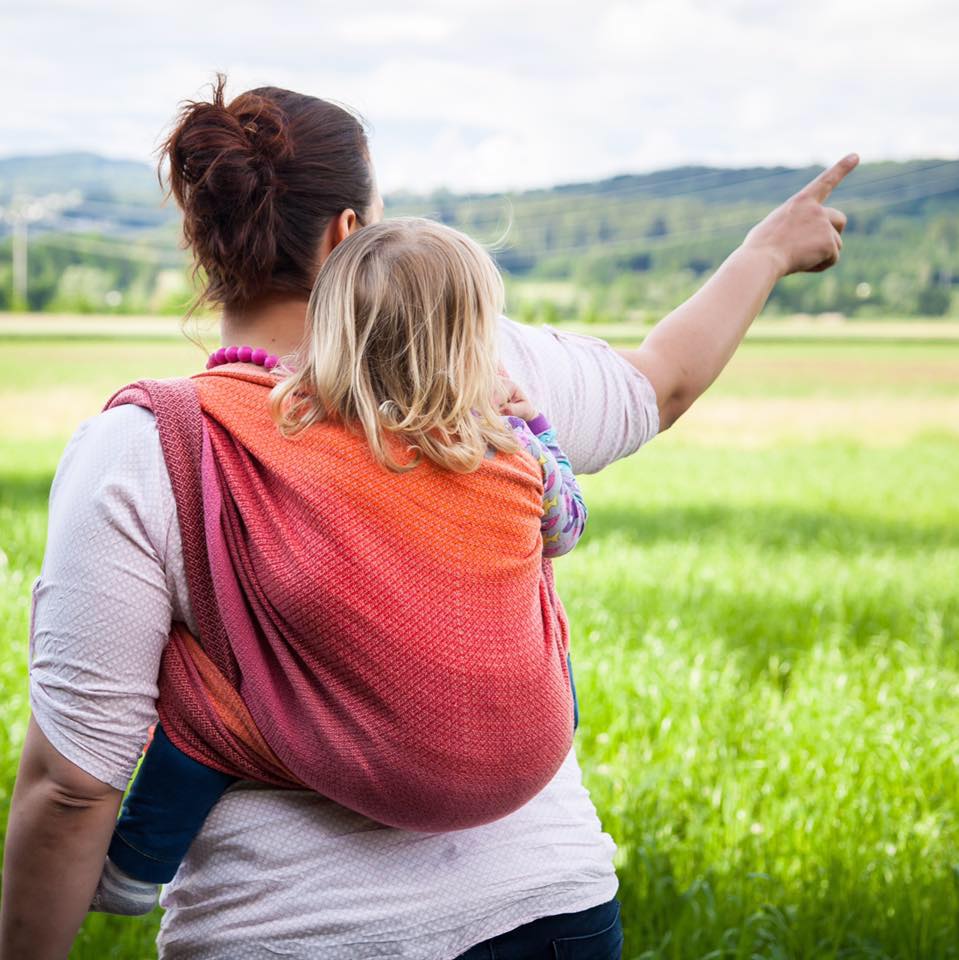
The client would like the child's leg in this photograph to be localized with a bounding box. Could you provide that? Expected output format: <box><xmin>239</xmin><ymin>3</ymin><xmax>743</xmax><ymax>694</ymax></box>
<box><xmin>108</xmin><ymin>723</ymin><xmax>238</xmax><ymax>883</ymax></box>
<box><xmin>92</xmin><ymin>723</ymin><xmax>236</xmax><ymax>915</ymax></box>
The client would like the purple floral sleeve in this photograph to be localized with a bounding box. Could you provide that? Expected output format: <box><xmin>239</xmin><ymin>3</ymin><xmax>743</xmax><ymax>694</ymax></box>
<box><xmin>506</xmin><ymin>414</ymin><xmax>588</xmax><ymax>558</ymax></box>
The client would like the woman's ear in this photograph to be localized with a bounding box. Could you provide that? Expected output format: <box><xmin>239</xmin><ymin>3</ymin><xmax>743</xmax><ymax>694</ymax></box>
<box><xmin>334</xmin><ymin>208</ymin><xmax>358</xmax><ymax>243</ymax></box>
<box><xmin>319</xmin><ymin>208</ymin><xmax>358</xmax><ymax>263</ymax></box>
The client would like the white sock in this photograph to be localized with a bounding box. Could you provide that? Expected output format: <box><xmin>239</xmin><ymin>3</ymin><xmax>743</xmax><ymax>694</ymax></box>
<box><xmin>89</xmin><ymin>856</ymin><xmax>161</xmax><ymax>916</ymax></box>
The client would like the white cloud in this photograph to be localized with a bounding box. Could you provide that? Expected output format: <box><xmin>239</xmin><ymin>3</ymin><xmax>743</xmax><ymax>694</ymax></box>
<box><xmin>334</xmin><ymin>13</ymin><xmax>452</xmax><ymax>45</ymax></box>
<box><xmin>0</xmin><ymin>0</ymin><xmax>956</xmax><ymax>192</ymax></box>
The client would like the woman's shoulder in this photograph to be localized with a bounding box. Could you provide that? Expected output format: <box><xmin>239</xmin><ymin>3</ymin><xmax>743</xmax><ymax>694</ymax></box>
<box><xmin>68</xmin><ymin>401</ymin><xmax>159</xmax><ymax>450</ymax></box>
<box><xmin>56</xmin><ymin>402</ymin><xmax>161</xmax><ymax>485</ymax></box>
<box><xmin>50</xmin><ymin>402</ymin><xmax>173</xmax><ymax>545</ymax></box>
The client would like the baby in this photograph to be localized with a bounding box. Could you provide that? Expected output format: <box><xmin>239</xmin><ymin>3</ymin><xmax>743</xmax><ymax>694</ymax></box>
<box><xmin>93</xmin><ymin>218</ymin><xmax>588</xmax><ymax>915</ymax></box>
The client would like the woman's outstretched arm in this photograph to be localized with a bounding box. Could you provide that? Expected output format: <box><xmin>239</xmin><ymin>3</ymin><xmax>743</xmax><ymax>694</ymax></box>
<box><xmin>0</xmin><ymin>718</ymin><xmax>122</xmax><ymax>960</ymax></box>
<box><xmin>621</xmin><ymin>153</ymin><xmax>858</xmax><ymax>430</ymax></box>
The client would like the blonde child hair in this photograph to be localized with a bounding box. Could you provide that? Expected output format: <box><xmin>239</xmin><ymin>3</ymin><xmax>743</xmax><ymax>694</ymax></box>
<box><xmin>270</xmin><ymin>218</ymin><xmax>521</xmax><ymax>473</ymax></box>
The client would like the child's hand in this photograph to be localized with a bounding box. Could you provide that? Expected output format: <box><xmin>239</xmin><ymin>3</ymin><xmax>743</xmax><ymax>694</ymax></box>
<box><xmin>497</xmin><ymin>378</ymin><xmax>537</xmax><ymax>422</ymax></box>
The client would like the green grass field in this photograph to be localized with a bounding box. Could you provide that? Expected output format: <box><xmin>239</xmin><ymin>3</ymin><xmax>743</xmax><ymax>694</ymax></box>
<box><xmin>1</xmin><ymin>331</ymin><xmax>958</xmax><ymax>958</ymax></box>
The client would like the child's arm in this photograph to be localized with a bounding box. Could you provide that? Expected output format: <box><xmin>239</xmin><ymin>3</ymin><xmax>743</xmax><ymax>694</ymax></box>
<box><xmin>505</xmin><ymin>412</ymin><xmax>588</xmax><ymax>558</ymax></box>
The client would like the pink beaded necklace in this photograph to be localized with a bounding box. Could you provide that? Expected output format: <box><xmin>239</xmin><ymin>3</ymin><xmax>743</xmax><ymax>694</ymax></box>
<box><xmin>206</xmin><ymin>345</ymin><xmax>281</xmax><ymax>371</ymax></box>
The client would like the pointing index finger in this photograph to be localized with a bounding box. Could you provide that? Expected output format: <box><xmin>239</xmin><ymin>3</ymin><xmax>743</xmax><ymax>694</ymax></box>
<box><xmin>798</xmin><ymin>153</ymin><xmax>860</xmax><ymax>203</ymax></box>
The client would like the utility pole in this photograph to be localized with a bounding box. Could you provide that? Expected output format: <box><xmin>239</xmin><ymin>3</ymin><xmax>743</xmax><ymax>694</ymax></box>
<box><xmin>2</xmin><ymin>191</ymin><xmax>82</xmax><ymax>311</ymax></box>
<box><xmin>12</xmin><ymin>208</ymin><xmax>27</xmax><ymax>310</ymax></box>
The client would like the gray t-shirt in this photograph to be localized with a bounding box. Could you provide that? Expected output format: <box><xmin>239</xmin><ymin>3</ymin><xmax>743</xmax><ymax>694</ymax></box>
<box><xmin>29</xmin><ymin>318</ymin><xmax>659</xmax><ymax>959</ymax></box>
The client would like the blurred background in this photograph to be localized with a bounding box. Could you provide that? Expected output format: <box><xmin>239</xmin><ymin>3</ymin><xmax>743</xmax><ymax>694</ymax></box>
<box><xmin>1</xmin><ymin>0</ymin><xmax>958</xmax><ymax>323</ymax></box>
<box><xmin>1</xmin><ymin>3</ymin><xmax>957</xmax><ymax>959</ymax></box>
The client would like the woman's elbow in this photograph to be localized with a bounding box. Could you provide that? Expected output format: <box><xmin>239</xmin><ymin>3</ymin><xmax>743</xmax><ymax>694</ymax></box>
<box><xmin>42</xmin><ymin>779</ymin><xmax>118</xmax><ymax>814</ymax></box>
<box><xmin>617</xmin><ymin>345</ymin><xmax>691</xmax><ymax>431</ymax></box>
<box><xmin>18</xmin><ymin>717</ymin><xmax>120</xmax><ymax>809</ymax></box>
<box><xmin>657</xmin><ymin>385</ymin><xmax>697</xmax><ymax>432</ymax></box>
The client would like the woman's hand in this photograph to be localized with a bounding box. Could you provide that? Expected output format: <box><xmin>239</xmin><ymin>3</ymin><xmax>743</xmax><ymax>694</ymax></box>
<box><xmin>619</xmin><ymin>153</ymin><xmax>860</xmax><ymax>430</ymax></box>
<box><xmin>497</xmin><ymin>378</ymin><xmax>537</xmax><ymax>421</ymax></box>
<box><xmin>742</xmin><ymin>153</ymin><xmax>858</xmax><ymax>277</ymax></box>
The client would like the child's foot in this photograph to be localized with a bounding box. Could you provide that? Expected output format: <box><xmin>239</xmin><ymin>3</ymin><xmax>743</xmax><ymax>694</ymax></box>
<box><xmin>90</xmin><ymin>857</ymin><xmax>161</xmax><ymax>916</ymax></box>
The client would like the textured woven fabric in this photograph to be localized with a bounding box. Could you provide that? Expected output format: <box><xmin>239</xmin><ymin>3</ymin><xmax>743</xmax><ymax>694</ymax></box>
<box><xmin>105</xmin><ymin>368</ymin><xmax>574</xmax><ymax>832</ymax></box>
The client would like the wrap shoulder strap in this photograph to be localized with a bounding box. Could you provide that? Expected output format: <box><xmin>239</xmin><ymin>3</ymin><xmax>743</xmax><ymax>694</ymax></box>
<box><xmin>104</xmin><ymin>378</ymin><xmax>236</xmax><ymax>684</ymax></box>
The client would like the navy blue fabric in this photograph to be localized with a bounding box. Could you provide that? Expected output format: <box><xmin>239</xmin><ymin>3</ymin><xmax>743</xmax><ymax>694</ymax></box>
<box><xmin>567</xmin><ymin>652</ymin><xmax>580</xmax><ymax>731</ymax></box>
<box><xmin>453</xmin><ymin>897</ymin><xmax>622</xmax><ymax>959</ymax></box>
<box><xmin>108</xmin><ymin>724</ymin><xmax>237</xmax><ymax>883</ymax></box>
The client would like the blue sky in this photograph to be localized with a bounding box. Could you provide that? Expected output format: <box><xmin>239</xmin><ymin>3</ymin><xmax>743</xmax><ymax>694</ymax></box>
<box><xmin>2</xmin><ymin>0</ymin><xmax>957</xmax><ymax>192</ymax></box>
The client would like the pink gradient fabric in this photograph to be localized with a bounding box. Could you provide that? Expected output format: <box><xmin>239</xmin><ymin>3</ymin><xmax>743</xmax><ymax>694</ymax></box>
<box><xmin>105</xmin><ymin>370</ymin><xmax>574</xmax><ymax>831</ymax></box>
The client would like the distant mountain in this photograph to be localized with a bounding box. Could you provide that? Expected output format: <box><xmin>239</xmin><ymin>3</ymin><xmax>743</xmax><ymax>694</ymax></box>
<box><xmin>0</xmin><ymin>153</ymin><xmax>956</xmax><ymax>317</ymax></box>
<box><xmin>0</xmin><ymin>152</ymin><xmax>162</xmax><ymax>205</ymax></box>
<box><xmin>4</xmin><ymin>151</ymin><xmax>957</xmax><ymax>212</ymax></box>
<box><xmin>388</xmin><ymin>158</ymin><xmax>959</xmax><ymax>307</ymax></box>
<box><xmin>389</xmin><ymin>158</ymin><xmax>959</xmax><ymax>209</ymax></box>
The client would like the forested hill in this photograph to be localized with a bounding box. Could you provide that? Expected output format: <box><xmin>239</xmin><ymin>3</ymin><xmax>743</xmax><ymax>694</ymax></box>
<box><xmin>388</xmin><ymin>159</ymin><xmax>959</xmax><ymax>321</ymax></box>
<box><xmin>0</xmin><ymin>153</ymin><xmax>957</xmax><ymax>318</ymax></box>
<box><xmin>0</xmin><ymin>153</ymin><xmax>163</xmax><ymax>205</ymax></box>
<box><xmin>3</xmin><ymin>152</ymin><xmax>954</xmax><ymax>211</ymax></box>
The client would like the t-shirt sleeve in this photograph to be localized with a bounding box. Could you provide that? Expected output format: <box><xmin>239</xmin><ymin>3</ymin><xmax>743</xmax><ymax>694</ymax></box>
<box><xmin>29</xmin><ymin>405</ymin><xmax>178</xmax><ymax>790</ymax></box>
<box><xmin>496</xmin><ymin>317</ymin><xmax>660</xmax><ymax>475</ymax></box>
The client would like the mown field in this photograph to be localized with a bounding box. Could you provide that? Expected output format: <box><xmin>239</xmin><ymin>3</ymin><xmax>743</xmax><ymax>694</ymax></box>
<box><xmin>0</xmin><ymin>328</ymin><xmax>957</xmax><ymax>958</ymax></box>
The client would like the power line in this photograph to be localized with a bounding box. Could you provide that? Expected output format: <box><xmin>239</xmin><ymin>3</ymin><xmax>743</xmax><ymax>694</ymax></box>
<box><xmin>395</xmin><ymin>160</ymin><xmax>958</xmax><ymax>229</ymax></box>
<box><xmin>498</xmin><ymin>160</ymin><xmax>958</xmax><ymax>230</ymax></box>
<box><xmin>391</xmin><ymin>164</ymin><xmax>814</xmax><ymax>218</ymax></box>
<box><xmin>498</xmin><ymin>175</ymin><xmax>959</xmax><ymax>259</ymax></box>
<box><xmin>9</xmin><ymin>162</ymin><xmax>957</xmax><ymax>276</ymax></box>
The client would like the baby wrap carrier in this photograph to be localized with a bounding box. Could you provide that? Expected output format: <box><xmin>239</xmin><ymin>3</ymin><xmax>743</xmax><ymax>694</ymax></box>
<box><xmin>105</xmin><ymin>369</ymin><xmax>574</xmax><ymax>831</ymax></box>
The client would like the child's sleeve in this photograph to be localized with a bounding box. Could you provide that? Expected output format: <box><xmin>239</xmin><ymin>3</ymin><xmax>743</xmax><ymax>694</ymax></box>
<box><xmin>506</xmin><ymin>414</ymin><xmax>588</xmax><ymax>558</ymax></box>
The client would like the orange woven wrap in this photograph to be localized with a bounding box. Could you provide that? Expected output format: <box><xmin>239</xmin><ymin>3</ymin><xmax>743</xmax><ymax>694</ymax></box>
<box><xmin>107</xmin><ymin>369</ymin><xmax>574</xmax><ymax>831</ymax></box>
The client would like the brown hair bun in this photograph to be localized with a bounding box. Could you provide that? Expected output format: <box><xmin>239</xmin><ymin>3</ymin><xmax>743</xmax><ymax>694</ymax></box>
<box><xmin>160</xmin><ymin>74</ymin><xmax>372</xmax><ymax>314</ymax></box>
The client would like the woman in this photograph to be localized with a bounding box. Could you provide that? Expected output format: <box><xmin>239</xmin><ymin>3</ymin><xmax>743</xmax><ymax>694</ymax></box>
<box><xmin>0</xmin><ymin>77</ymin><xmax>855</xmax><ymax>960</ymax></box>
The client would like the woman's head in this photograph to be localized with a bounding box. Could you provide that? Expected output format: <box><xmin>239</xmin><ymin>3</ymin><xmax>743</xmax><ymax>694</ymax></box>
<box><xmin>271</xmin><ymin>218</ymin><xmax>519</xmax><ymax>473</ymax></box>
<box><xmin>162</xmin><ymin>74</ymin><xmax>381</xmax><ymax>314</ymax></box>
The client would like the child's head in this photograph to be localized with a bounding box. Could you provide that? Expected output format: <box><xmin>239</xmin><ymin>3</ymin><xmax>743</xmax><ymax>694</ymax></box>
<box><xmin>271</xmin><ymin>218</ymin><xmax>520</xmax><ymax>472</ymax></box>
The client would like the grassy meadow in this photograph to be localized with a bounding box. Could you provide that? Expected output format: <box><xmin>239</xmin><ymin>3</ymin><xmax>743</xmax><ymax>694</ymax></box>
<box><xmin>0</xmin><ymin>324</ymin><xmax>957</xmax><ymax>958</ymax></box>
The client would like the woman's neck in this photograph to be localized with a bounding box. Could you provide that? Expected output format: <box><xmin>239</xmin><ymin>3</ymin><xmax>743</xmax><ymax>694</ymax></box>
<box><xmin>220</xmin><ymin>298</ymin><xmax>310</xmax><ymax>358</ymax></box>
